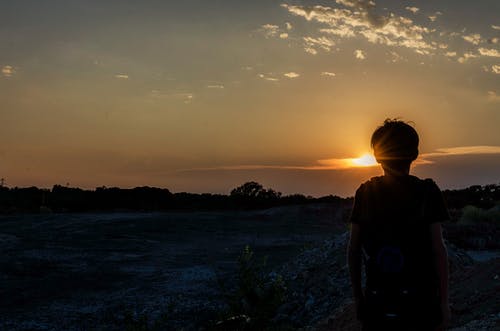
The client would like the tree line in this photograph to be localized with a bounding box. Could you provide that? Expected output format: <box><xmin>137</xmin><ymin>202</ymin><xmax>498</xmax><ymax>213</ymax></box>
<box><xmin>0</xmin><ymin>181</ymin><xmax>498</xmax><ymax>214</ymax></box>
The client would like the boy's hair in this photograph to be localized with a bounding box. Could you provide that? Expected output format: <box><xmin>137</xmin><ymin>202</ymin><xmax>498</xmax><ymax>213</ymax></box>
<box><xmin>371</xmin><ymin>119</ymin><xmax>419</xmax><ymax>165</ymax></box>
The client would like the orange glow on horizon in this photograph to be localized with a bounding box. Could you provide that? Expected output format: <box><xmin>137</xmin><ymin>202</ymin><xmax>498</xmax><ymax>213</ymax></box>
<box><xmin>351</xmin><ymin>153</ymin><xmax>378</xmax><ymax>167</ymax></box>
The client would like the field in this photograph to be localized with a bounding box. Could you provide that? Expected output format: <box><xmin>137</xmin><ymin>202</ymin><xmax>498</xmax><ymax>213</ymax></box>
<box><xmin>0</xmin><ymin>204</ymin><xmax>346</xmax><ymax>330</ymax></box>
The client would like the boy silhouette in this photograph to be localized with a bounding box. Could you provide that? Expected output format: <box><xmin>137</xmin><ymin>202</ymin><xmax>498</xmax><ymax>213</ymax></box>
<box><xmin>348</xmin><ymin>119</ymin><xmax>450</xmax><ymax>331</ymax></box>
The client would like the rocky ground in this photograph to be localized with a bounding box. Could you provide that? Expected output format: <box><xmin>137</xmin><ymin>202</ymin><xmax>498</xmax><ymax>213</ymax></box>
<box><xmin>278</xmin><ymin>234</ymin><xmax>500</xmax><ymax>331</ymax></box>
<box><xmin>0</xmin><ymin>205</ymin><xmax>344</xmax><ymax>330</ymax></box>
<box><xmin>0</xmin><ymin>206</ymin><xmax>498</xmax><ymax>330</ymax></box>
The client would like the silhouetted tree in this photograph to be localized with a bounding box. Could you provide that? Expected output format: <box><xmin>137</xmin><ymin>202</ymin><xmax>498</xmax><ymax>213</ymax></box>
<box><xmin>231</xmin><ymin>181</ymin><xmax>266</xmax><ymax>198</ymax></box>
<box><xmin>230</xmin><ymin>182</ymin><xmax>282</xmax><ymax>209</ymax></box>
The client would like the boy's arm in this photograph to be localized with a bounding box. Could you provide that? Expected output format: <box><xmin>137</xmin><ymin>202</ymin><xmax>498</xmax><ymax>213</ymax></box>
<box><xmin>348</xmin><ymin>224</ymin><xmax>363</xmax><ymax>317</ymax></box>
<box><xmin>430</xmin><ymin>223</ymin><xmax>450</xmax><ymax>327</ymax></box>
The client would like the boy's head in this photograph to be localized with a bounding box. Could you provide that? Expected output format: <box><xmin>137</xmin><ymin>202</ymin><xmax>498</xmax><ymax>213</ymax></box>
<box><xmin>371</xmin><ymin>119</ymin><xmax>419</xmax><ymax>170</ymax></box>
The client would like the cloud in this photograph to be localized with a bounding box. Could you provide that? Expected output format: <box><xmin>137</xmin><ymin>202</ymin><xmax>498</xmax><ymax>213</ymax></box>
<box><xmin>181</xmin><ymin>145</ymin><xmax>500</xmax><ymax>173</ymax></box>
<box><xmin>321</xmin><ymin>71</ymin><xmax>336</xmax><ymax>77</ymax></box>
<box><xmin>478</xmin><ymin>48</ymin><xmax>500</xmax><ymax>57</ymax></box>
<box><xmin>260</xmin><ymin>24</ymin><xmax>280</xmax><ymax>38</ymax></box>
<box><xmin>2</xmin><ymin>65</ymin><xmax>15</xmax><ymax>77</ymax></box>
<box><xmin>279</xmin><ymin>33</ymin><xmax>289</xmax><ymax>39</ymax></box>
<box><xmin>354</xmin><ymin>49</ymin><xmax>366</xmax><ymax>60</ymax></box>
<box><xmin>492</xmin><ymin>25</ymin><xmax>500</xmax><ymax>30</ymax></box>
<box><xmin>457</xmin><ymin>52</ymin><xmax>479</xmax><ymax>63</ymax></box>
<box><xmin>419</xmin><ymin>146</ymin><xmax>500</xmax><ymax>163</ymax></box>
<box><xmin>488</xmin><ymin>37</ymin><xmax>499</xmax><ymax>44</ymax></box>
<box><xmin>304</xmin><ymin>47</ymin><xmax>318</xmax><ymax>55</ymax></box>
<box><xmin>389</xmin><ymin>51</ymin><xmax>403</xmax><ymax>62</ymax></box>
<box><xmin>492</xmin><ymin>65</ymin><xmax>500</xmax><ymax>74</ymax></box>
<box><xmin>282</xmin><ymin>2</ymin><xmax>435</xmax><ymax>55</ymax></box>
<box><xmin>150</xmin><ymin>90</ymin><xmax>194</xmax><ymax>103</ymax></box>
<box><xmin>428</xmin><ymin>11</ymin><xmax>442</xmax><ymax>22</ymax></box>
<box><xmin>303</xmin><ymin>36</ymin><xmax>335</xmax><ymax>54</ymax></box>
<box><xmin>487</xmin><ymin>91</ymin><xmax>500</xmax><ymax>102</ymax></box>
<box><xmin>258</xmin><ymin>73</ymin><xmax>279</xmax><ymax>81</ymax></box>
<box><xmin>445</xmin><ymin>51</ymin><xmax>457</xmax><ymax>57</ymax></box>
<box><xmin>405</xmin><ymin>7</ymin><xmax>419</xmax><ymax>14</ymax></box>
<box><xmin>285</xmin><ymin>22</ymin><xmax>293</xmax><ymax>30</ymax></box>
<box><xmin>320</xmin><ymin>27</ymin><xmax>355</xmax><ymax>38</ymax></box>
<box><xmin>207</xmin><ymin>84</ymin><xmax>224</xmax><ymax>89</ymax></box>
<box><xmin>115</xmin><ymin>74</ymin><xmax>129</xmax><ymax>79</ymax></box>
<box><xmin>181</xmin><ymin>155</ymin><xmax>377</xmax><ymax>172</ymax></box>
<box><xmin>283</xmin><ymin>72</ymin><xmax>300</xmax><ymax>78</ymax></box>
<box><xmin>334</xmin><ymin>0</ymin><xmax>389</xmax><ymax>28</ymax></box>
<box><xmin>462</xmin><ymin>33</ymin><xmax>482</xmax><ymax>45</ymax></box>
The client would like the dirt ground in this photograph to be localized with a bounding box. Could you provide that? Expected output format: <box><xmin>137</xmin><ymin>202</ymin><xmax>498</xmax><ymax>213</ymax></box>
<box><xmin>1</xmin><ymin>206</ymin><xmax>498</xmax><ymax>330</ymax></box>
<box><xmin>317</xmin><ymin>257</ymin><xmax>500</xmax><ymax>331</ymax></box>
<box><xmin>0</xmin><ymin>204</ymin><xmax>346</xmax><ymax>330</ymax></box>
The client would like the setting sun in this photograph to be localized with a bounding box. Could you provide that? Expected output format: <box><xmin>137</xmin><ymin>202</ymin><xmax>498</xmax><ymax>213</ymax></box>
<box><xmin>352</xmin><ymin>154</ymin><xmax>378</xmax><ymax>167</ymax></box>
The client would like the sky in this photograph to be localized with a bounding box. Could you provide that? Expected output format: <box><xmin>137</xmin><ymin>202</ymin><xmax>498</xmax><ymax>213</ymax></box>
<box><xmin>0</xmin><ymin>0</ymin><xmax>499</xmax><ymax>197</ymax></box>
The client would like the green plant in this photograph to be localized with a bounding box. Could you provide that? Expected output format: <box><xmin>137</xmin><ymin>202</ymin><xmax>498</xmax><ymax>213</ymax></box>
<box><xmin>459</xmin><ymin>205</ymin><xmax>500</xmax><ymax>224</ymax></box>
<box><xmin>212</xmin><ymin>245</ymin><xmax>288</xmax><ymax>330</ymax></box>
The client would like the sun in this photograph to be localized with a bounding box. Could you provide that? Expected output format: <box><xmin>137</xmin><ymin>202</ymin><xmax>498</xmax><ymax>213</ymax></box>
<box><xmin>352</xmin><ymin>153</ymin><xmax>378</xmax><ymax>167</ymax></box>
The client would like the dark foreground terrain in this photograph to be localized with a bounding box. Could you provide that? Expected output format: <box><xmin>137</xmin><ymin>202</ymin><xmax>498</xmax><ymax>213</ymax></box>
<box><xmin>0</xmin><ymin>204</ymin><xmax>498</xmax><ymax>330</ymax></box>
<box><xmin>0</xmin><ymin>204</ymin><xmax>345</xmax><ymax>330</ymax></box>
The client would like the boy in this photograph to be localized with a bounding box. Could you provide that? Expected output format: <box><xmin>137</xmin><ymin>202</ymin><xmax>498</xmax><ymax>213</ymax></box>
<box><xmin>348</xmin><ymin>119</ymin><xmax>450</xmax><ymax>330</ymax></box>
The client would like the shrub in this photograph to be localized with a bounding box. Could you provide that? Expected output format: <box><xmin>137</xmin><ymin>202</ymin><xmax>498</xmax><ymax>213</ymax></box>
<box><xmin>459</xmin><ymin>205</ymin><xmax>500</xmax><ymax>225</ymax></box>
<box><xmin>212</xmin><ymin>245</ymin><xmax>288</xmax><ymax>330</ymax></box>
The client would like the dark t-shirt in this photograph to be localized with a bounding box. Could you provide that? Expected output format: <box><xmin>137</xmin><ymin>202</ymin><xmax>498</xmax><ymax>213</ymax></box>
<box><xmin>350</xmin><ymin>175</ymin><xmax>449</xmax><ymax>292</ymax></box>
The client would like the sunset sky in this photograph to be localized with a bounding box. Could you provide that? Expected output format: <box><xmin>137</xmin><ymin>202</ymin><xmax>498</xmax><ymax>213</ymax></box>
<box><xmin>1</xmin><ymin>0</ymin><xmax>499</xmax><ymax>196</ymax></box>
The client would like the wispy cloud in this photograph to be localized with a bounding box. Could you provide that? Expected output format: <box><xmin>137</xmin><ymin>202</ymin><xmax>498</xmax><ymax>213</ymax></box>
<box><xmin>457</xmin><ymin>52</ymin><xmax>479</xmax><ymax>63</ymax></box>
<box><xmin>492</xmin><ymin>25</ymin><xmax>500</xmax><ymax>30</ymax></box>
<box><xmin>267</xmin><ymin>2</ymin><xmax>494</xmax><ymax>68</ymax></box>
<box><xmin>428</xmin><ymin>11</ymin><xmax>442</xmax><ymax>22</ymax></box>
<box><xmin>492</xmin><ymin>65</ymin><xmax>500</xmax><ymax>74</ymax></box>
<box><xmin>487</xmin><ymin>91</ymin><xmax>500</xmax><ymax>102</ymax></box>
<box><xmin>282</xmin><ymin>1</ymin><xmax>435</xmax><ymax>56</ymax></box>
<box><xmin>321</xmin><ymin>71</ymin><xmax>336</xmax><ymax>77</ymax></box>
<box><xmin>207</xmin><ymin>84</ymin><xmax>225</xmax><ymax>89</ymax></box>
<box><xmin>320</xmin><ymin>27</ymin><xmax>355</xmax><ymax>38</ymax></box>
<box><xmin>419</xmin><ymin>146</ymin><xmax>500</xmax><ymax>163</ymax></box>
<box><xmin>258</xmin><ymin>73</ymin><xmax>279</xmax><ymax>81</ymax></box>
<box><xmin>283</xmin><ymin>72</ymin><xmax>300</xmax><ymax>78</ymax></box>
<box><xmin>303</xmin><ymin>36</ymin><xmax>335</xmax><ymax>54</ymax></box>
<box><xmin>389</xmin><ymin>51</ymin><xmax>404</xmax><ymax>63</ymax></box>
<box><xmin>180</xmin><ymin>155</ymin><xmax>376</xmax><ymax>172</ymax></box>
<box><xmin>354</xmin><ymin>49</ymin><xmax>366</xmax><ymax>60</ymax></box>
<box><xmin>478</xmin><ymin>48</ymin><xmax>500</xmax><ymax>58</ymax></box>
<box><xmin>150</xmin><ymin>90</ymin><xmax>194</xmax><ymax>103</ymax></box>
<box><xmin>260</xmin><ymin>24</ymin><xmax>280</xmax><ymax>38</ymax></box>
<box><xmin>115</xmin><ymin>74</ymin><xmax>129</xmax><ymax>79</ymax></box>
<box><xmin>488</xmin><ymin>37</ymin><xmax>499</xmax><ymax>44</ymax></box>
<box><xmin>2</xmin><ymin>65</ymin><xmax>15</xmax><ymax>77</ymax></box>
<box><xmin>285</xmin><ymin>22</ymin><xmax>293</xmax><ymax>30</ymax></box>
<box><xmin>181</xmin><ymin>146</ymin><xmax>500</xmax><ymax>173</ymax></box>
<box><xmin>405</xmin><ymin>7</ymin><xmax>419</xmax><ymax>14</ymax></box>
<box><xmin>462</xmin><ymin>33</ymin><xmax>482</xmax><ymax>45</ymax></box>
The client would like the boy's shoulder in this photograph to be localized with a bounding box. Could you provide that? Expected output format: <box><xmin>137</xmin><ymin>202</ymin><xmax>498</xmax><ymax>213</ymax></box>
<box><xmin>357</xmin><ymin>175</ymin><xmax>440</xmax><ymax>192</ymax></box>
